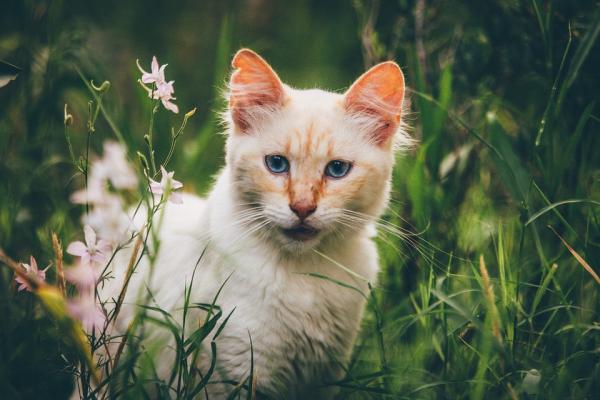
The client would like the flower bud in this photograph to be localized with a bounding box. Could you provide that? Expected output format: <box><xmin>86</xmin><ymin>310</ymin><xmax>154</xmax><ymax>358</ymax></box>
<box><xmin>137</xmin><ymin>151</ymin><xmax>149</xmax><ymax>172</ymax></box>
<box><xmin>185</xmin><ymin>107</ymin><xmax>197</xmax><ymax>119</ymax></box>
<box><xmin>91</xmin><ymin>80</ymin><xmax>111</xmax><ymax>94</ymax></box>
<box><xmin>64</xmin><ymin>104</ymin><xmax>73</xmax><ymax>126</ymax></box>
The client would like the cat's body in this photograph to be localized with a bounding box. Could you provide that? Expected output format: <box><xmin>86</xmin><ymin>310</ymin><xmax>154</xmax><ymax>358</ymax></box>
<box><xmin>100</xmin><ymin>49</ymin><xmax>409</xmax><ymax>399</ymax></box>
<box><xmin>107</xmin><ymin>177</ymin><xmax>377</xmax><ymax>398</ymax></box>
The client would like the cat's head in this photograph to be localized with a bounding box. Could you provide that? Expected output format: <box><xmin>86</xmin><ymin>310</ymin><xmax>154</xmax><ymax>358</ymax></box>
<box><xmin>224</xmin><ymin>49</ymin><xmax>411</xmax><ymax>251</ymax></box>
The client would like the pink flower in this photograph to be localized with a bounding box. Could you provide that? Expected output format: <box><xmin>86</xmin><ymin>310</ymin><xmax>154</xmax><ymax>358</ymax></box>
<box><xmin>14</xmin><ymin>256</ymin><xmax>49</xmax><ymax>292</ymax></box>
<box><xmin>137</xmin><ymin>56</ymin><xmax>167</xmax><ymax>85</ymax></box>
<box><xmin>65</xmin><ymin>262</ymin><xmax>101</xmax><ymax>290</ymax></box>
<box><xmin>68</xmin><ymin>294</ymin><xmax>106</xmax><ymax>331</ymax></box>
<box><xmin>150</xmin><ymin>166</ymin><xmax>183</xmax><ymax>204</ymax></box>
<box><xmin>67</xmin><ymin>225</ymin><xmax>112</xmax><ymax>266</ymax></box>
<box><xmin>154</xmin><ymin>81</ymin><xmax>179</xmax><ymax>113</ymax></box>
<box><xmin>137</xmin><ymin>56</ymin><xmax>179</xmax><ymax>114</ymax></box>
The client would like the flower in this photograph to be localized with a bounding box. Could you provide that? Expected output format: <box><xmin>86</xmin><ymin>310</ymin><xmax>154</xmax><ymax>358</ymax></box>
<box><xmin>67</xmin><ymin>225</ymin><xmax>112</xmax><ymax>266</ymax></box>
<box><xmin>67</xmin><ymin>294</ymin><xmax>106</xmax><ymax>331</ymax></box>
<box><xmin>83</xmin><ymin>195</ymin><xmax>134</xmax><ymax>245</ymax></box>
<box><xmin>137</xmin><ymin>56</ymin><xmax>179</xmax><ymax>114</ymax></box>
<box><xmin>69</xmin><ymin>140</ymin><xmax>138</xmax><ymax>245</ymax></box>
<box><xmin>153</xmin><ymin>80</ymin><xmax>179</xmax><ymax>113</ymax></box>
<box><xmin>71</xmin><ymin>141</ymin><xmax>137</xmax><ymax>205</ymax></box>
<box><xmin>150</xmin><ymin>165</ymin><xmax>183</xmax><ymax>204</ymax></box>
<box><xmin>95</xmin><ymin>141</ymin><xmax>138</xmax><ymax>189</ymax></box>
<box><xmin>15</xmin><ymin>256</ymin><xmax>49</xmax><ymax>292</ymax></box>
<box><xmin>65</xmin><ymin>262</ymin><xmax>101</xmax><ymax>290</ymax></box>
<box><xmin>70</xmin><ymin>175</ymin><xmax>108</xmax><ymax>205</ymax></box>
<box><xmin>137</xmin><ymin>56</ymin><xmax>166</xmax><ymax>85</ymax></box>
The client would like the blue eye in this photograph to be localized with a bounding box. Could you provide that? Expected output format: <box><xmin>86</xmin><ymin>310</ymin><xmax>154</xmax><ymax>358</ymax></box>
<box><xmin>325</xmin><ymin>160</ymin><xmax>352</xmax><ymax>178</ymax></box>
<box><xmin>265</xmin><ymin>155</ymin><xmax>290</xmax><ymax>174</ymax></box>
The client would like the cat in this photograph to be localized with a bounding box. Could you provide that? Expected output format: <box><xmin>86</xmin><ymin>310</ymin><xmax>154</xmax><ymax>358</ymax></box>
<box><xmin>101</xmin><ymin>48</ymin><xmax>410</xmax><ymax>399</ymax></box>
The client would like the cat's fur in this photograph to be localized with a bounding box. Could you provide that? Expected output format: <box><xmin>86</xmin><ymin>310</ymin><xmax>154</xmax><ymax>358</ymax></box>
<box><xmin>101</xmin><ymin>49</ymin><xmax>409</xmax><ymax>399</ymax></box>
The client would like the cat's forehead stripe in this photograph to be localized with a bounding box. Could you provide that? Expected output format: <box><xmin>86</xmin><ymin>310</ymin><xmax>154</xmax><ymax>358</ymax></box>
<box><xmin>303</xmin><ymin>122</ymin><xmax>314</xmax><ymax>157</ymax></box>
<box><xmin>287</xmin><ymin>123</ymin><xmax>335</xmax><ymax>159</ymax></box>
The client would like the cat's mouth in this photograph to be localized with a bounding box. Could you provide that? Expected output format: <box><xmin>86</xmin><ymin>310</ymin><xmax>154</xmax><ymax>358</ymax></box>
<box><xmin>281</xmin><ymin>223</ymin><xmax>320</xmax><ymax>241</ymax></box>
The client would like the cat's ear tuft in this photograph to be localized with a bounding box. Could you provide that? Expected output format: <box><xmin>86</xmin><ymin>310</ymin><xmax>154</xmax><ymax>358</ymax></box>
<box><xmin>344</xmin><ymin>61</ymin><xmax>405</xmax><ymax>146</ymax></box>
<box><xmin>229</xmin><ymin>49</ymin><xmax>285</xmax><ymax>133</ymax></box>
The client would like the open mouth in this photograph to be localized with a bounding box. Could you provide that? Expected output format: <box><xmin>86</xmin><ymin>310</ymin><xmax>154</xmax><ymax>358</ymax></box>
<box><xmin>281</xmin><ymin>224</ymin><xmax>320</xmax><ymax>241</ymax></box>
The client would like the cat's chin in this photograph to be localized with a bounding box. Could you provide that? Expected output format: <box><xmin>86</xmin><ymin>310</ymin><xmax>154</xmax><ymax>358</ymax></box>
<box><xmin>281</xmin><ymin>223</ymin><xmax>320</xmax><ymax>242</ymax></box>
<box><xmin>269</xmin><ymin>223</ymin><xmax>323</xmax><ymax>252</ymax></box>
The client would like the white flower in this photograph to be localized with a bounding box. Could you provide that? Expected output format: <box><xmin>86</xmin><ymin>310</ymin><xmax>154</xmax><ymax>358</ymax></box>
<box><xmin>69</xmin><ymin>141</ymin><xmax>138</xmax><ymax>246</ymax></box>
<box><xmin>150</xmin><ymin>165</ymin><xmax>183</xmax><ymax>204</ymax></box>
<box><xmin>83</xmin><ymin>195</ymin><xmax>133</xmax><ymax>245</ymax></box>
<box><xmin>96</xmin><ymin>141</ymin><xmax>138</xmax><ymax>190</ymax></box>
<box><xmin>70</xmin><ymin>141</ymin><xmax>137</xmax><ymax>205</ymax></box>
<box><xmin>70</xmin><ymin>174</ymin><xmax>108</xmax><ymax>205</ymax></box>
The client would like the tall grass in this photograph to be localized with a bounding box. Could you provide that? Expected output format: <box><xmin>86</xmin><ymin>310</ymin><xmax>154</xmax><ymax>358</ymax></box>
<box><xmin>342</xmin><ymin>1</ymin><xmax>600</xmax><ymax>398</ymax></box>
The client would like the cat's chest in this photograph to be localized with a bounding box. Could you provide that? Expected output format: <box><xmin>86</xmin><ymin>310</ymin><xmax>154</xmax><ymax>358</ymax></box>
<box><xmin>225</xmin><ymin>263</ymin><xmax>346</xmax><ymax>327</ymax></box>
<box><xmin>217</xmin><ymin>258</ymin><xmax>358</xmax><ymax>353</ymax></box>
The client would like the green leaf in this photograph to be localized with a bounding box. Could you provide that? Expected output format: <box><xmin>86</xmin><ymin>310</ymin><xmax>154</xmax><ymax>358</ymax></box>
<box><xmin>431</xmin><ymin>64</ymin><xmax>453</xmax><ymax>139</ymax></box>
<box><xmin>488</xmin><ymin>119</ymin><xmax>530</xmax><ymax>202</ymax></box>
<box><xmin>526</xmin><ymin>199</ymin><xmax>600</xmax><ymax>226</ymax></box>
<box><xmin>556</xmin><ymin>8</ymin><xmax>600</xmax><ymax>112</ymax></box>
<box><xmin>407</xmin><ymin>145</ymin><xmax>429</xmax><ymax>226</ymax></box>
<box><xmin>188</xmin><ymin>341</ymin><xmax>218</xmax><ymax>398</ymax></box>
<box><xmin>183</xmin><ymin>309</ymin><xmax>222</xmax><ymax>357</ymax></box>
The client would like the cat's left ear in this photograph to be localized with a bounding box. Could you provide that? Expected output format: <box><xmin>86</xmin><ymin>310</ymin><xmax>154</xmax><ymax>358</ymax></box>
<box><xmin>344</xmin><ymin>61</ymin><xmax>405</xmax><ymax>146</ymax></box>
<box><xmin>229</xmin><ymin>49</ymin><xmax>285</xmax><ymax>133</ymax></box>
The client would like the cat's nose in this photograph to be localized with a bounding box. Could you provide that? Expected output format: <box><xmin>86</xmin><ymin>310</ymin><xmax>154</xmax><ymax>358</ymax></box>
<box><xmin>289</xmin><ymin>200</ymin><xmax>317</xmax><ymax>221</ymax></box>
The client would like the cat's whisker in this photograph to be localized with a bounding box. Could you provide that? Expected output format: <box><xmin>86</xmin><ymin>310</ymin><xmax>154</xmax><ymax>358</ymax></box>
<box><xmin>261</xmin><ymin>205</ymin><xmax>291</xmax><ymax>219</ymax></box>
<box><xmin>376</xmin><ymin>220</ymin><xmax>471</xmax><ymax>266</ymax></box>
<box><xmin>373</xmin><ymin>225</ymin><xmax>459</xmax><ymax>273</ymax></box>
<box><xmin>230</xmin><ymin>207</ymin><xmax>264</xmax><ymax>218</ymax></box>
<box><xmin>232</xmin><ymin>202</ymin><xmax>263</xmax><ymax>207</ymax></box>
<box><xmin>341</xmin><ymin>208</ymin><xmax>418</xmax><ymax>236</ymax></box>
<box><xmin>232</xmin><ymin>219</ymin><xmax>272</xmax><ymax>245</ymax></box>
<box><xmin>334</xmin><ymin>209</ymin><xmax>452</xmax><ymax>271</ymax></box>
<box><xmin>226</xmin><ymin>215</ymin><xmax>268</xmax><ymax>235</ymax></box>
<box><xmin>211</xmin><ymin>218</ymin><xmax>270</xmax><ymax>251</ymax></box>
<box><xmin>186</xmin><ymin>209</ymin><xmax>267</xmax><ymax>246</ymax></box>
<box><xmin>335</xmin><ymin>219</ymin><xmax>365</xmax><ymax>235</ymax></box>
<box><xmin>345</xmin><ymin>210</ymin><xmax>456</xmax><ymax>273</ymax></box>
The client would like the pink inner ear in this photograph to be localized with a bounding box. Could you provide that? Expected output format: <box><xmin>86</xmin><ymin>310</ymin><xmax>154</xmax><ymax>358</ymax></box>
<box><xmin>229</xmin><ymin>49</ymin><xmax>284</xmax><ymax>132</ymax></box>
<box><xmin>344</xmin><ymin>62</ymin><xmax>405</xmax><ymax>145</ymax></box>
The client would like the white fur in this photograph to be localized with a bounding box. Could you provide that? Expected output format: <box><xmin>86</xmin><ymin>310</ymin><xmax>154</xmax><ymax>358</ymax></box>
<box><xmin>100</xmin><ymin>83</ymin><xmax>406</xmax><ymax>399</ymax></box>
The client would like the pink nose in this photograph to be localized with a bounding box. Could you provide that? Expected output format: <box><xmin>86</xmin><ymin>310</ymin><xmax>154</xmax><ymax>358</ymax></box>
<box><xmin>289</xmin><ymin>200</ymin><xmax>317</xmax><ymax>220</ymax></box>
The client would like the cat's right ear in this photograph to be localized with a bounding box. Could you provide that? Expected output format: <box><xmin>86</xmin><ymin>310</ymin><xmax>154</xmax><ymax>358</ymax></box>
<box><xmin>229</xmin><ymin>49</ymin><xmax>285</xmax><ymax>133</ymax></box>
<box><xmin>344</xmin><ymin>61</ymin><xmax>405</xmax><ymax>146</ymax></box>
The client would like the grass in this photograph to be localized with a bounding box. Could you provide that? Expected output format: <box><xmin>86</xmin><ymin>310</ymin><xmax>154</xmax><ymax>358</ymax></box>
<box><xmin>1</xmin><ymin>0</ymin><xmax>599</xmax><ymax>398</ymax></box>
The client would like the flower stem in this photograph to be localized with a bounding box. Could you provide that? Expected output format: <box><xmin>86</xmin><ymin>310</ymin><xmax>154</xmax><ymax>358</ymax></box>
<box><xmin>146</xmin><ymin>99</ymin><xmax>160</xmax><ymax>177</ymax></box>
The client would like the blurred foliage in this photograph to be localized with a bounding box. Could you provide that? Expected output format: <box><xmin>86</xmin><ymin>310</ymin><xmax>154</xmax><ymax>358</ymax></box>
<box><xmin>1</xmin><ymin>0</ymin><xmax>599</xmax><ymax>398</ymax></box>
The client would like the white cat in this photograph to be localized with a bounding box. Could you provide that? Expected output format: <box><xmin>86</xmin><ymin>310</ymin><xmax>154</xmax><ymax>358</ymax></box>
<box><xmin>101</xmin><ymin>49</ymin><xmax>409</xmax><ymax>399</ymax></box>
